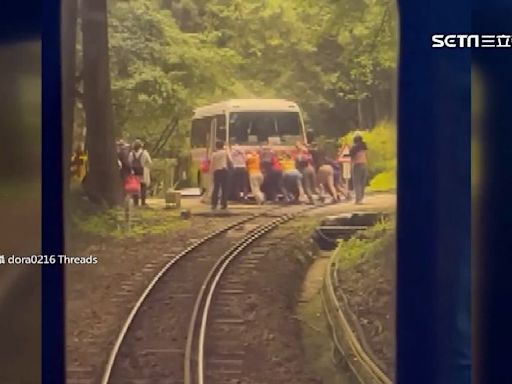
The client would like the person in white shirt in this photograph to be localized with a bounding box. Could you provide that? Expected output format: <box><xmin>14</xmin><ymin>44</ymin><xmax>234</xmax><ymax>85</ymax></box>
<box><xmin>338</xmin><ymin>141</ymin><xmax>352</xmax><ymax>201</ymax></box>
<box><xmin>128</xmin><ymin>139</ymin><xmax>152</xmax><ymax>206</ymax></box>
<box><xmin>210</xmin><ymin>140</ymin><xmax>231</xmax><ymax>210</ymax></box>
<box><xmin>230</xmin><ymin>144</ymin><xmax>248</xmax><ymax>201</ymax></box>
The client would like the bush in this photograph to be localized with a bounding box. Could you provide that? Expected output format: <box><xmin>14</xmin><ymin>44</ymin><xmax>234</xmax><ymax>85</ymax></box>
<box><xmin>340</xmin><ymin>121</ymin><xmax>396</xmax><ymax>192</ymax></box>
<box><xmin>335</xmin><ymin>218</ymin><xmax>395</xmax><ymax>269</ymax></box>
<box><xmin>369</xmin><ymin>170</ymin><xmax>396</xmax><ymax>191</ymax></box>
<box><xmin>71</xmin><ymin>206</ymin><xmax>189</xmax><ymax>239</ymax></box>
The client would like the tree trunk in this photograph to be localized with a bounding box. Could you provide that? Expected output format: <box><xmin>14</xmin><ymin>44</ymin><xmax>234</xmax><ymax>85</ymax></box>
<box><xmin>62</xmin><ymin>0</ymin><xmax>77</xmax><ymax>178</ymax></box>
<box><xmin>390</xmin><ymin>72</ymin><xmax>397</xmax><ymax>124</ymax></box>
<box><xmin>373</xmin><ymin>94</ymin><xmax>380</xmax><ymax>125</ymax></box>
<box><xmin>355</xmin><ymin>83</ymin><xmax>364</xmax><ymax>129</ymax></box>
<box><xmin>81</xmin><ymin>0</ymin><xmax>121</xmax><ymax>206</ymax></box>
<box><xmin>356</xmin><ymin>97</ymin><xmax>364</xmax><ymax>129</ymax></box>
<box><xmin>62</xmin><ymin>0</ymin><xmax>78</xmax><ymax>245</ymax></box>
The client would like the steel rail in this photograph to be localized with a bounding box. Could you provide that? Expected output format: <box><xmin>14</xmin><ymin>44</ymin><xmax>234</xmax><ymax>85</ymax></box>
<box><xmin>197</xmin><ymin>215</ymin><xmax>293</xmax><ymax>384</ymax></box>
<box><xmin>100</xmin><ymin>209</ymin><xmax>275</xmax><ymax>384</ymax></box>
<box><xmin>323</xmin><ymin>250</ymin><xmax>392</xmax><ymax>384</ymax></box>
<box><xmin>185</xmin><ymin>205</ymin><xmax>317</xmax><ymax>384</ymax></box>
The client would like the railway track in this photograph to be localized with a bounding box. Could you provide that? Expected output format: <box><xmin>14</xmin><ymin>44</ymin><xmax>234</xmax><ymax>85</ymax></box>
<box><xmin>100</xmin><ymin>204</ymin><xmax>317</xmax><ymax>384</ymax></box>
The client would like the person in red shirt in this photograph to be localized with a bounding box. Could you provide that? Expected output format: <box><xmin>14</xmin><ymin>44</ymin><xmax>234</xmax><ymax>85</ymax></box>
<box><xmin>295</xmin><ymin>144</ymin><xmax>316</xmax><ymax>204</ymax></box>
<box><xmin>261</xmin><ymin>148</ymin><xmax>287</xmax><ymax>202</ymax></box>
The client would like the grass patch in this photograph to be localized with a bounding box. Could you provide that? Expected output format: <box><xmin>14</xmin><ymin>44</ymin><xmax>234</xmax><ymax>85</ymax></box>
<box><xmin>278</xmin><ymin>217</ymin><xmax>322</xmax><ymax>263</ymax></box>
<box><xmin>279</xmin><ymin>216</ymin><xmax>322</xmax><ymax>234</ymax></box>
<box><xmin>297</xmin><ymin>287</ymin><xmax>356</xmax><ymax>383</ymax></box>
<box><xmin>0</xmin><ymin>179</ymin><xmax>40</xmax><ymax>200</ymax></box>
<box><xmin>296</xmin><ymin>268</ymin><xmax>357</xmax><ymax>384</ymax></box>
<box><xmin>334</xmin><ymin>218</ymin><xmax>395</xmax><ymax>270</ymax></box>
<box><xmin>368</xmin><ymin>170</ymin><xmax>396</xmax><ymax>192</ymax></box>
<box><xmin>69</xmin><ymin>188</ymin><xmax>189</xmax><ymax>239</ymax></box>
<box><xmin>72</xmin><ymin>207</ymin><xmax>190</xmax><ymax>239</ymax></box>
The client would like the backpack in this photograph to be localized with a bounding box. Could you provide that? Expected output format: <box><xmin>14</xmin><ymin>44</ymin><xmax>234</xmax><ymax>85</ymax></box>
<box><xmin>118</xmin><ymin>148</ymin><xmax>130</xmax><ymax>168</ymax></box>
<box><xmin>131</xmin><ymin>151</ymin><xmax>144</xmax><ymax>176</ymax></box>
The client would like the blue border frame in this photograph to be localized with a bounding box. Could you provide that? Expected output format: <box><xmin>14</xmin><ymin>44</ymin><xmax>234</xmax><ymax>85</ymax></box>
<box><xmin>42</xmin><ymin>0</ymin><xmax>65</xmax><ymax>383</ymax></box>
<box><xmin>0</xmin><ymin>3</ymin><xmax>39</xmax><ymax>44</ymax></box>
<box><xmin>34</xmin><ymin>0</ymin><xmax>512</xmax><ymax>383</ymax></box>
<box><xmin>397</xmin><ymin>1</ymin><xmax>471</xmax><ymax>383</ymax></box>
<box><xmin>472</xmin><ymin>5</ymin><xmax>512</xmax><ymax>383</ymax></box>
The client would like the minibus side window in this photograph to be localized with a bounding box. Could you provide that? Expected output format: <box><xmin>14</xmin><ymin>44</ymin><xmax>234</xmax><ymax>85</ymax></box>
<box><xmin>191</xmin><ymin>117</ymin><xmax>210</xmax><ymax>148</ymax></box>
<box><xmin>216</xmin><ymin>114</ymin><xmax>227</xmax><ymax>142</ymax></box>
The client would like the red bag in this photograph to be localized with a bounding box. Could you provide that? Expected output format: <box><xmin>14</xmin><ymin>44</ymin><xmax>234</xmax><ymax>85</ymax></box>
<box><xmin>124</xmin><ymin>174</ymin><xmax>141</xmax><ymax>194</ymax></box>
<box><xmin>199</xmin><ymin>157</ymin><xmax>210</xmax><ymax>173</ymax></box>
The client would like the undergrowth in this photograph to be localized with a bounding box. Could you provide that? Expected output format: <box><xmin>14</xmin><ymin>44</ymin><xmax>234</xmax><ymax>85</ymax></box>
<box><xmin>69</xmin><ymin>188</ymin><xmax>189</xmax><ymax>239</ymax></box>
<box><xmin>334</xmin><ymin>217</ymin><xmax>395</xmax><ymax>270</ymax></box>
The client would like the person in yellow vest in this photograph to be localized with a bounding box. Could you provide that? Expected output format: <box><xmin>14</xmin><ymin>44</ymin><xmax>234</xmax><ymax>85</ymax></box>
<box><xmin>281</xmin><ymin>153</ymin><xmax>304</xmax><ymax>203</ymax></box>
<box><xmin>70</xmin><ymin>146</ymin><xmax>87</xmax><ymax>183</ymax></box>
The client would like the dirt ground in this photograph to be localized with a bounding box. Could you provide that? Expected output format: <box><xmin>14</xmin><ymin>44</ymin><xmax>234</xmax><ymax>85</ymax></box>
<box><xmin>0</xmin><ymin>197</ymin><xmax>41</xmax><ymax>384</ymax></box>
<box><xmin>336</xmin><ymin>236</ymin><xmax>395</xmax><ymax>378</ymax></box>
<box><xmin>66</xmin><ymin>214</ymin><xmax>324</xmax><ymax>383</ymax></box>
<box><xmin>65</xmin><ymin>194</ymin><xmax>396</xmax><ymax>382</ymax></box>
<box><xmin>297</xmin><ymin>252</ymin><xmax>357</xmax><ymax>384</ymax></box>
<box><xmin>65</xmin><ymin>213</ymin><xmax>245</xmax><ymax>382</ymax></box>
<box><xmin>215</xmin><ymin>222</ymin><xmax>324</xmax><ymax>384</ymax></box>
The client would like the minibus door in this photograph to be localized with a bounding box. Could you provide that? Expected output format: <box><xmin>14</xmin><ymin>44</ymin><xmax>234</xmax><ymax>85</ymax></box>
<box><xmin>202</xmin><ymin>117</ymin><xmax>217</xmax><ymax>195</ymax></box>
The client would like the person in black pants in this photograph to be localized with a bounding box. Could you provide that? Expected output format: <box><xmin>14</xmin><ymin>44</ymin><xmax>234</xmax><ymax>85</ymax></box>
<box><xmin>349</xmin><ymin>132</ymin><xmax>369</xmax><ymax>204</ymax></box>
<box><xmin>210</xmin><ymin>140</ymin><xmax>231</xmax><ymax>210</ymax></box>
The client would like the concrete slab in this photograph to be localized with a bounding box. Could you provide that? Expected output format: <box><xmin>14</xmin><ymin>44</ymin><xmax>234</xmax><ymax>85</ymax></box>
<box><xmin>145</xmin><ymin>192</ymin><xmax>396</xmax><ymax>217</ymax></box>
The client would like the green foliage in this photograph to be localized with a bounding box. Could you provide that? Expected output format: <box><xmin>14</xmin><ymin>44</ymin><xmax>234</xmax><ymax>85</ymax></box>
<box><xmin>334</xmin><ymin>217</ymin><xmax>395</xmax><ymax>270</ymax></box>
<box><xmin>341</xmin><ymin>121</ymin><xmax>396</xmax><ymax>191</ymax></box>
<box><xmin>72</xmin><ymin>205</ymin><xmax>190</xmax><ymax>239</ymax></box>
<box><xmin>68</xmin><ymin>186</ymin><xmax>189</xmax><ymax>238</ymax></box>
<box><xmin>79</xmin><ymin>0</ymin><xmax>398</xmax><ymax>156</ymax></box>
<box><xmin>108</xmin><ymin>0</ymin><xmax>241</xmax><ymax>151</ymax></box>
<box><xmin>315</xmin><ymin>136</ymin><xmax>339</xmax><ymax>157</ymax></box>
<box><xmin>322</xmin><ymin>0</ymin><xmax>396</xmax><ymax>95</ymax></box>
<box><xmin>369</xmin><ymin>170</ymin><xmax>396</xmax><ymax>191</ymax></box>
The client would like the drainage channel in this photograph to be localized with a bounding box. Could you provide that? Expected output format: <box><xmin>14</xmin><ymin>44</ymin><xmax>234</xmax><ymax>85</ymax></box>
<box><xmin>313</xmin><ymin>211</ymin><xmax>393</xmax><ymax>384</ymax></box>
<box><xmin>313</xmin><ymin>212</ymin><xmax>391</xmax><ymax>250</ymax></box>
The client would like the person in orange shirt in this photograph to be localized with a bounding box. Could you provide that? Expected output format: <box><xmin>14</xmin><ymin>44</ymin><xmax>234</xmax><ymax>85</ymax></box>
<box><xmin>71</xmin><ymin>145</ymin><xmax>87</xmax><ymax>182</ymax></box>
<box><xmin>246</xmin><ymin>150</ymin><xmax>264</xmax><ymax>204</ymax></box>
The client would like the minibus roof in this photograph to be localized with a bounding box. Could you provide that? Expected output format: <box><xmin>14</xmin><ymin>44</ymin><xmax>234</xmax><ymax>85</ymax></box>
<box><xmin>192</xmin><ymin>99</ymin><xmax>301</xmax><ymax>119</ymax></box>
